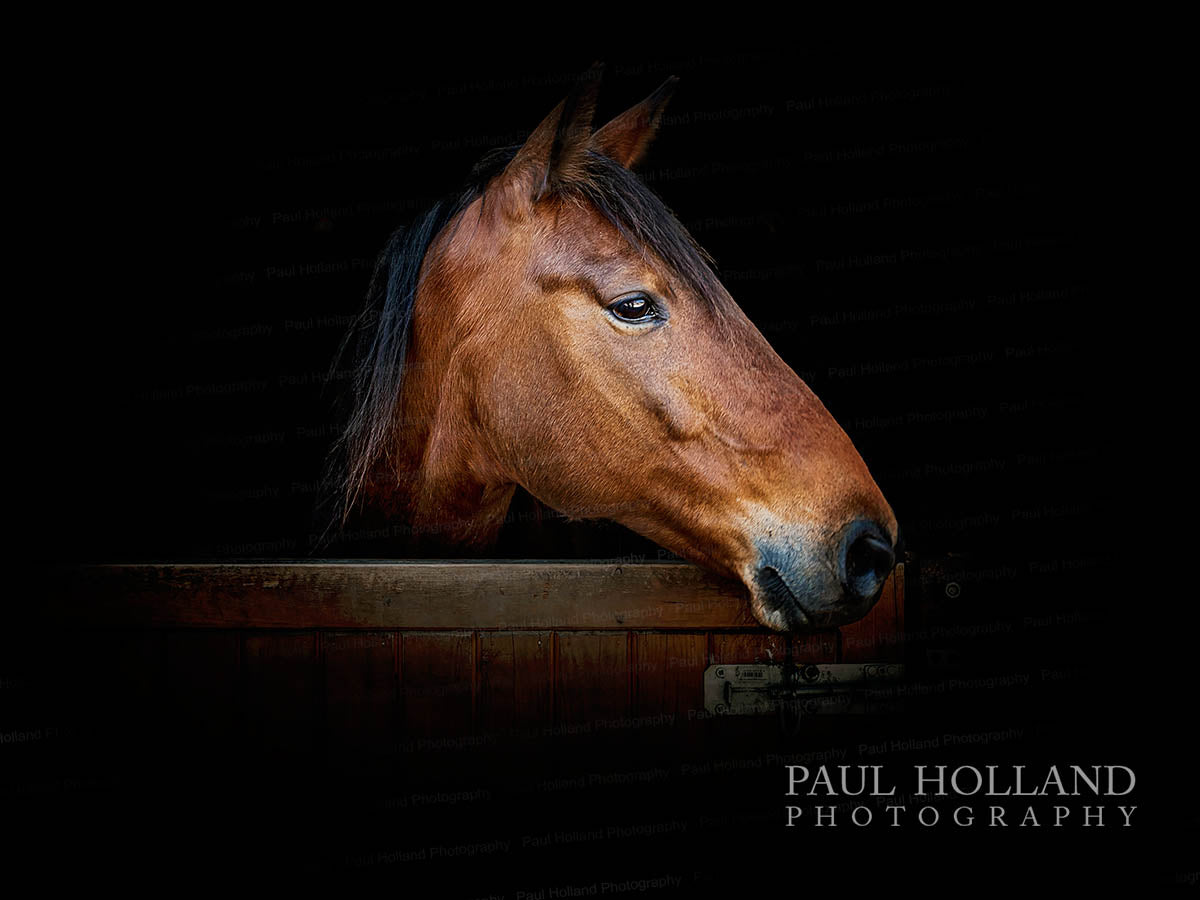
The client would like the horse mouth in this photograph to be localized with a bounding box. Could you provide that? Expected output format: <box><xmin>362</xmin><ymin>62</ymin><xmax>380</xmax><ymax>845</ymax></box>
<box><xmin>754</xmin><ymin>566</ymin><xmax>813</xmax><ymax>629</ymax></box>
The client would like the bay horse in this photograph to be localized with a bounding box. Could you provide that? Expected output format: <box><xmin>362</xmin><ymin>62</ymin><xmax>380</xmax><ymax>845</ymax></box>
<box><xmin>330</xmin><ymin>68</ymin><xmax>898</xmax><ymax>631</ymax></box>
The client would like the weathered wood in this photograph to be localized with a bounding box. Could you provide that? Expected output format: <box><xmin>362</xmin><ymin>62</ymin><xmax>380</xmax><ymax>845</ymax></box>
<box><xmin>323</xmin><ymin>631</ymin><xmax>398</xmax><ymax>768</ymax></box>
<box><xmin>841</xmin><ymin>571</ymin><xmax>903</xmax><ymax>661</ymax></box>
<box><xmin>556</xmin><ymin>632</ymin><xmax>629</xmax><ymax>725</ymax></box>
<box><xmin>51</xmin><ymin>562</ymin><xmax>759</xmax><ymax>629</ymax></box>
<box><xmin>242</xmin><ymin>633</ymin><xmax>319</xmax><ymax>756</ymax></box>
<box><xmin>165</xmin><ymin>630</ymin><xmax>240</xmax><ymax>742</ymax></box>
<box><xmin>709</xmin><ymin>633</ymin><xmax>790</xmax><ymax>666</ymax></box>
<box><xmin>477</xmin><ymin>632</ymin><xmax>553</xmax><ymax>734</ymax></box>
<box><xmin>633</xmin><ymin>632</ymin><xmax>708</xmax><ymax>721</ymax></box>
<box><xmin>50</xmin><ymin>561</ymin><xmax>904</xmax><ymax>634</ymax></box>
<box><xmin>400</xmin><ymin>633</ymin><xmax>473</xmax><ymax>738</ymax></box>
<box><xmin>792</xmin><ymin>630</ymin><xmax>840</xmax><ymax>663</ymax></box>
<box><xmin>22</xmin><ymin>562</ymin><xmax>906</xmax><ymax>755</ymax></box>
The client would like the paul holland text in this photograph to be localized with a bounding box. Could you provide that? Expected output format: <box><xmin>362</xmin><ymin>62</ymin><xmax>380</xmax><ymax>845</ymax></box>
<box><xmin>783</xmin><ymin>764</ymin><xmax>1136</xmax><ymax>828</ymax></box>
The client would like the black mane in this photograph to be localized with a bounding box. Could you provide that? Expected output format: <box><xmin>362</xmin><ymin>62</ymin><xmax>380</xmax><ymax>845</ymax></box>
<box><xmin>321</xmin><ymin>144</ymin><xmax>729</xmax><ymax>540</ymax></box>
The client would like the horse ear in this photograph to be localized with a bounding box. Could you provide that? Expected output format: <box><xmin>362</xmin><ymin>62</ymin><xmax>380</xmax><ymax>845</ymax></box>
<box><xmin>489</xmin><ymin>64</ymin><xmax>603</xmax><ymax>212</ymax></box>
<box><xmin>590</xmin><ymin>76</ymin><xmax>678</xmax><ymax>169</ymax></box>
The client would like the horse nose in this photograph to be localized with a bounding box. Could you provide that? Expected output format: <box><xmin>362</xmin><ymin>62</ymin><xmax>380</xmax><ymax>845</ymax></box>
<box><xmin>841</xmin><ymin>518</ymin><xmax>895</xmax><ymax>604</ymax></box>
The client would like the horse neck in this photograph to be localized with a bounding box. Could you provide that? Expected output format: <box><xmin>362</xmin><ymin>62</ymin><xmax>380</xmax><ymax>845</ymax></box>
<box><xmin>370</xmin><ymin>347</ymin><xmax>515</xmax><ymax>549</ymax></box>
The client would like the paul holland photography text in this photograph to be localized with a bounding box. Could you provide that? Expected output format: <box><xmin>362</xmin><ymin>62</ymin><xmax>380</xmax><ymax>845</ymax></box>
<box><xmin>784</xmin><ymin>765</ymin><xmax>1137</xmax><ymax>828</ymax></box>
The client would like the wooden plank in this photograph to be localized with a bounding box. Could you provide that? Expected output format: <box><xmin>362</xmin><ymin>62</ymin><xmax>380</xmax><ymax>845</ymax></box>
<box><xmin>49</xmin><ymin>562</ymin><xmax>904</xmax><ymax>639</ymax></box>
<box><xmin>51</xmin><ymin>562</ymin><xmax>759</xmax><ymax>630</ymax></box>
<box><xmin>477</xmin><ymin>632</ymin><xmax>552</xmax><ymax>734</ymax></box>
<box><xmin>323</xmin><ymin>631</ymin><xmax>398</xmax><ymax>768</ymax></box>
<box><xmin>242</xmin><ymin>632</ymin><xmax>319</xmax><ymax>757</ymax></box>
<box><xmin>840</xmin><ymin>568</ymin><xmax>903</xmax><ymax>661</ymax></box>
<box><xmin>791</xmin><ymin>630</ymin><xmax>840</xmax><ymax>663</ymax></box>
<box><xmin>164</xmin><ymin>630</ymin><xmax>240</xmax><ymax>743</ymax></box>
<box><xmin>633</xmin><ymin>633</ymin><xmax>707</xmax><ymax>721</ymax></box>
<box><xmin>709</xmin><ymin>633</ymin><xmax>790</xmax><ymax>665</ymax></box>
<box><xmin>400</xmin><ymin>633</ymin><xmax>473</xmax><ymax>738</ymax></box>
<box><xmin>556</xmin><ymin>632</ymin><xmax>629</xmax><ymax>725</ymax></box>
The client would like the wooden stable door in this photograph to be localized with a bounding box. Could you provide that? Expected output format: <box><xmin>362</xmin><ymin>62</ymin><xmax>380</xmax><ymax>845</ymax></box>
<box><xmin>40</xmin><ymin>561</ymin><xmax>905</xmax><ymax>749</ymax></box>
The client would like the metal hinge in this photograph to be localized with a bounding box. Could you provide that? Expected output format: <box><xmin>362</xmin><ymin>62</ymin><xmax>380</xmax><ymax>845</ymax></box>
<box><xmin>703</xmin><ymin>662</ymin><xmax>905</xmax><ymax>716</ymax></box>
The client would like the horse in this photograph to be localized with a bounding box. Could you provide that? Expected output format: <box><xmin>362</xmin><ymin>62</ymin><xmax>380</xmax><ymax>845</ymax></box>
<box><xmin>328</xmin><ymin>67</ymin><xmax>898</xmax><ymax>632</ymax></box>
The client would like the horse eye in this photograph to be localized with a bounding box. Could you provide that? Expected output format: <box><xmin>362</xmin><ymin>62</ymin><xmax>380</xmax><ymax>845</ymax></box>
<box><xmin>608</xmin><ymin>294</ymin><xmax>657</xmax><ymax>322</ymax></box>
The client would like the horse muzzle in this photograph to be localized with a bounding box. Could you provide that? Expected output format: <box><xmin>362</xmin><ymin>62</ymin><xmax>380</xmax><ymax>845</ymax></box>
<box><xmin>749</xmin><ymin>517</ymin><xmax>896</xmax><ymax>630</ymax></box>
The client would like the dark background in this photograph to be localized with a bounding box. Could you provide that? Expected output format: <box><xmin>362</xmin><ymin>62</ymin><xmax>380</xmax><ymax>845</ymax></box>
<box><xmin>14</xmin><ymin>45</ymin><xmax>1191</xmax><ymax>889</ymax></box>
<box><xmin>37</xmin><ymin>46</ymin><xmax>1118</xmax><ymax>565</ymax></box>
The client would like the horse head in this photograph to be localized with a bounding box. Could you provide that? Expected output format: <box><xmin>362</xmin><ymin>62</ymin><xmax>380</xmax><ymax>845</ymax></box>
<box><xmin>336</xmin><ymin>68</ymin><xmax>898</xmax><ymax>631</ymax></box>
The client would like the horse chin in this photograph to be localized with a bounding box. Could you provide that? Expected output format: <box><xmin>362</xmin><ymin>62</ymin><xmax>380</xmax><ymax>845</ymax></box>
<box><xmin>746</xmin><ymin>563</ymin><xmax>883</xmax><ymax>633</ymax></box>
<box><xmin>747</xmin><ymin>586</ymin><xmax>880</xmax><ymax>633</ymax></box>
<box><xmin>748</xmin><ymin>591</ymin><xmax>810</xmax><ymax>632</ymax></box>
<box><xmin>747</xmin><ymin>565</ymin><xmax>811</xmax><ymax>631</ymax></box>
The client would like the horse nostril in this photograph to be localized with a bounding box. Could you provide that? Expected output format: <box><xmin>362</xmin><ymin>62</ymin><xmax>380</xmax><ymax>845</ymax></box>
<box><xmin>842</xmin><ymin>520</ymin><xmax>895</xmax><ymax>603</ymax></box>
<box><xmin>847</xmin><ymin>532</ymin><xmax>892</xmax><ymax>580</ymax></box>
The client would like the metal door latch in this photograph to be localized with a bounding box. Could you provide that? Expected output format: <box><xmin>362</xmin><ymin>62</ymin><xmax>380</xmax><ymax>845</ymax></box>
<box><xmin>703</xmin><ymin>663</ymin><xmax>905</xmax><ymax>716</ymax></box>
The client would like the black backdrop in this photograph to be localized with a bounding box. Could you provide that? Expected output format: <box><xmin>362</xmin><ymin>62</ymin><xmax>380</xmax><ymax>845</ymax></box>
<box><xmin>18</xmin><ymin>44</ymin><xmax>1192</xmax><ymax>890</ymax></box>
<box><xmin>44</xmin><ymin>47</ymin><xmax>1113</xmax><ymax>565</ymax></box>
